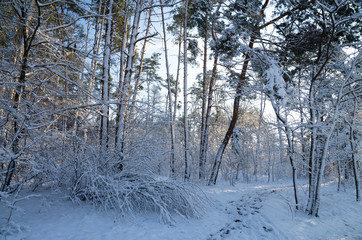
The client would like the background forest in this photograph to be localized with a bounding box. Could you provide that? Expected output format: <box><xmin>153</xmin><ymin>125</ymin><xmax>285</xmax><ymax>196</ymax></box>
<box><xmin>0</xmin><ymin>0</ymin><xmax>361</xmax><ymax>230</ymax></box>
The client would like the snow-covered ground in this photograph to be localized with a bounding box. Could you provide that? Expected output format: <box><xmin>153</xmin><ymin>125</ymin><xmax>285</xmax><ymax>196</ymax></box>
<box><xmin>1</xmin><ymin>180</ymin><xmax>361</xmax><ymax>240</ymax></box>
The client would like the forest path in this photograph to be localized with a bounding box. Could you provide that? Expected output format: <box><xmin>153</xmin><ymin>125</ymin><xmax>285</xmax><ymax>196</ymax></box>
<box><xmin>207</xmin><ymin>185</ymin><xmax>290</xmax><ymax>240</ymax></box>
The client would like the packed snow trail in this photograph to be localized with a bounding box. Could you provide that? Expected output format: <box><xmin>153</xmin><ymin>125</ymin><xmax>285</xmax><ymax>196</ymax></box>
<box><xmin>208</xmin><ymin>187</ymin><xmax>288</xmax><ymax>240</ymax></box>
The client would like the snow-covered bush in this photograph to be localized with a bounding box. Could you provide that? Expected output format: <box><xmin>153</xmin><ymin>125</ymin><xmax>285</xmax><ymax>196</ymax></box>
<box><xmin>69</xmin><ymin>152</ymin><xmax>208</xmax><ymax>225</ymax></box>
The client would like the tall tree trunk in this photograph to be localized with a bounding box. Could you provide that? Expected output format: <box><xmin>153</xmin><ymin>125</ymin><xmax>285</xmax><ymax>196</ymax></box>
<box><xmin>173</xmin><ymin>25</ymin><xmax>182</xmax><ymax>122</ymax></box>
<box><xmin>129</xmin><ymin>7</ymin><xmax>152</xmax><ymax>120</ymax></box>
<box><xmin>306</xmin><ymin>92</ymin><xmax>318</xmax><ymax>213</ymax></box>
<box><xmin>115</xmin><ymin>0</ymin><xmax>142</xmax><ymax>155</ymax></box>
<box><xmin>298</xmin><ymin>78</ymin><xmax>307</xmax><ymax>176</ymax></box>
<box><xmin>341</xmin><ymin>96</ymin><xmax>359</xmax><ymax>200</ymax></box>
<box><xmin>114</xmin><ymin>1</ymin><xmax>129</xmax><ymax>154</ymax></box>
<box><xmin>269</xmin><ymin>99</ymin><xmax>299</xmax><ymax>209</ymax></box>
<box><xmin>199</xmin><ymin>51</ymin><xmax>218</xmax><ymax>181</ymax></box>
<box><xmin>89</xmin><ymin>1</ymin><xmax>106</xmax><ymax>104</ymax></box>
<box><xmin>160</xmin><ymin>0</ymin><xmax>176</xmax><ymax>177</ymax></box>
<box><xmin>254</xmin><ymin>92</ymin><xmax>266</xmax><ymax>182</ymax></box>
<box><xmin>80</xmin><ymin>2</ymin><xmax>92</xmax><ymax>86</ymax></box>
<box><xmin>349</xmin><ymin>99</ymin><xmax>360</xmax><ymax>201</ymax></box>
<box><xmin>99</xmin><ymin>0</ymin><xmax>114</xmax><ymax>153</ymax></box>
<box><xmin>350</xmin><ymin>121</ymin><xmax>360</xmax><ymax>202</ymax></box>
<box><xmin>199</xmin><ymin>16</ymin><xmax>208</xmax><ymax>180</ymax></box>
<box><xmin>183</xmin><ymin>0</ymin><xmax>191</xmax><ymax>181</ymax></box>
<box><xmin>276</xmin><ymin>116</ymin><xmax>285</xmax><ymax>170</ymax></box>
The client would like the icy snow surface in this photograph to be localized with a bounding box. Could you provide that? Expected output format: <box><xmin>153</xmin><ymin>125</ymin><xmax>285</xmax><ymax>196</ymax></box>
<box><xmin>1</xmin><ymin>181</ymin><xmax>361</xmax><ymax>240</ymax></box>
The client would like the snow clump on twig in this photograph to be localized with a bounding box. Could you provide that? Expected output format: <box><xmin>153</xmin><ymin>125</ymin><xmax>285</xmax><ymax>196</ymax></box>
<box><xmin>264</xmin><ymin>61</ymin><xmax>288</xmax><ymax>107</ymax></box>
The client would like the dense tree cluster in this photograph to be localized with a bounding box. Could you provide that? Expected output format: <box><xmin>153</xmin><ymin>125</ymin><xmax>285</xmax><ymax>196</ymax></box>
<box><xmin>0</xmin><ymin>0</ymin><xmax>360</xmax><ymax>220</ymax></box>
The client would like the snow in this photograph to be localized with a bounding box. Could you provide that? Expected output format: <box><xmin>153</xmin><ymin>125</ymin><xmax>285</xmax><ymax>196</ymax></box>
<box><xmin>265</xmin><ymin>61</ymin><xmax>288</xmax><ymax>108</ymax></box>
<box><xmin>1</xmin><ymin>181</ymin><xmax>361</xmax><ymax>240</ymax></box>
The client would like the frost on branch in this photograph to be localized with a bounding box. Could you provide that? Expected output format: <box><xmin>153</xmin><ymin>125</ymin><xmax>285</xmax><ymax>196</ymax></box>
<box><xmin>264</xmin><ymin>62</ymin><xmax>288</xmax><ymax>107</ymax></box>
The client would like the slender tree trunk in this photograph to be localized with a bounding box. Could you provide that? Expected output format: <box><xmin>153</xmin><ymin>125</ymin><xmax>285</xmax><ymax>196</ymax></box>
<box><xmin>298</xmin><ymin>78</ymin><xmax>307</xmax><ymax>176</ymax></box>
<box><xmin>306</xmin><ymin>80</ymin><xmax>317</xmax><ymax>211</ymax></box>
<box><xmin>89</xmin><ymin>1</ymin><xmax>106</xmax><ymax>104</ymax></box>
<box><xmin>270</xmin><ymin>96</ymin><xmax>300</xmax><ymax>209</ymax></box>
<box><xmin>311</xmin><ymin>124</ymin><xmax>336</xmax><ymax>216</ymax></box>
<box><xmin>173</xmin><ymin>25</ymin><xmax>182</xmax><ymax>122</ymax></box>
<box><xmin>99</xmin><ymin>0</ymin><xmax>114</xmax><ymax>153</ymax></box>
<box><xmin>351</xmin><ymin>124</ymin><xmax>360</xmax><ymax>202</ymax></box>
<box><xmin>255</xmin><ymin>92</ymin><xmax>265</xmax><ymax>182</ymax></box>
<box><xmin>200</xmin><ymin>52</ymin><xmax>218</xmax><ymax>181</ymax></box>
<box><xmin>130</xmin><ymin>7</ymin><xmax>152</xmax><ymax>120</ymax></box>
<box><xmin>286</xmin><ymin>128</ymin><xmax>299</xmax><ymax>210</ymax></box>
<box><xmin>80</xmin><ymin>3</ymin><xmax>92</xmax><ymax>86</ymax></box>
<box><xmin>348</xmin><ymin>99</ymin><xmax>359</xmax><ymax>201</ymax></box>
<box><xmin>199</xmin><ymin>16</ymin><xmax>208</xmax><ymax>180</ymax></box>
<box><xmin>337</xmin><ymin>154</ymin><xmax>341</xmax><ymax>191</ymax></box>
<box><xmin>183</xmin><ymin>0</ymin><xmax>191</xmax><ymax>180</ymax></box>
<box><xmin>115</xmin><ymin>1</ymin><xmax>129</xmax><ymax>153</ymax></box>
<box><xmin>160</xmin><ymin>0</ymin><xmax>176</xmax><ymax>177</ymax></box>
<box><xmin>115</xmin><ymin>0</ymin><xmax>142</xmax><ymax>155</ymax></box>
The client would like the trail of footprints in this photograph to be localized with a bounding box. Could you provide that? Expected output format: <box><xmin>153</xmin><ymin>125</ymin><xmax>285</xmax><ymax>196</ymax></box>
<box><xmin>208</xmin><ymin>190</ymin><xmax>275</xmax><ymax>240</ymax></box>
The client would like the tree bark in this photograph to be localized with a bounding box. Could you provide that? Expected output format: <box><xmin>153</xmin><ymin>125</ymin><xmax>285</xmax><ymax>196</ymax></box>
<box><xmin>99</xmin><ymin>0</ymin><xmax>113</xmax><ymax>153</ymax></box>
<box><xmin>129</xmin><ymin>7</ymin><xmax>152</xmax><ymax>120</ymax></box>
<box><xmin>115</xmin><ymin>0</ymin><xmax>142</xmax><ymax>155</ymax></box>
<box><xmin>348</xmin><ymin>98</ymin><xmax>359</xmax><ymax>201</ymax></box>
<box><xmin>199</xmin><ymin>15</ymin><xmax>208</xmax><ymax>180</ymax></box>
<box><xmin>160</xmin><ymin>0</ymin><xmax>176</xmax><ymax>178</ymax></box>
<box><xmin>89</xmin><ymin>0</ymin><xmax>106</xmax><ymax>104</ymax></box>
<box><xmin>114</xmin><ymin>1</ymin><xmax>129</xmax><ymax>154</ymax></box>
<box><xmin>183</xmin><ymin>0</ymin><xmax>191</xmax><ymax>181</ymax></box>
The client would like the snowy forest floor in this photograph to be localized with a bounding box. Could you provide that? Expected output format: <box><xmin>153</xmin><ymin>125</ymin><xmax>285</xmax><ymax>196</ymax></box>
<box><xmin>1</xmin><ymin>180</ymin><xmax>361</xmax><ymax>240</ymax></box>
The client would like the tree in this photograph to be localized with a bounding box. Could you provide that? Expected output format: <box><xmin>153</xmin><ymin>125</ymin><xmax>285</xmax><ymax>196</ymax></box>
<box><xmin>115</xmin><ymin>0</ymin><xmax>144</xmax><ymax>157</ymax></box>
<box><xmin>99</xmin><ymin>0</ymin><xmax>113</xmax><ymax>153</ymax></box>
<box><xmin>209</xmin><ymin>0</ymin><xmax>270</xmax><ymax>185</ymax></box>
<box><xmin>258</xmin><ymin>0</ymin><xmax>362</xmax><ymax>214</ymax></box>
<box><xmin>160</xmin><ymin>0</ymin><xmax>177</xmax><ymax>177</ymax></box>
<box><xmin>1</xmin><ymin>0</ymin><xmax>41</xmax><ymax>190</ymax></box>
<box><xmin>183</xmin><ymin>0</ymin><xmax>191</xmax><ymax>180</ymax></box>
<box><xmin>0</xmin><ymin>0</ymin><xmax>89</xmax><ymax>191</ymax></box>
